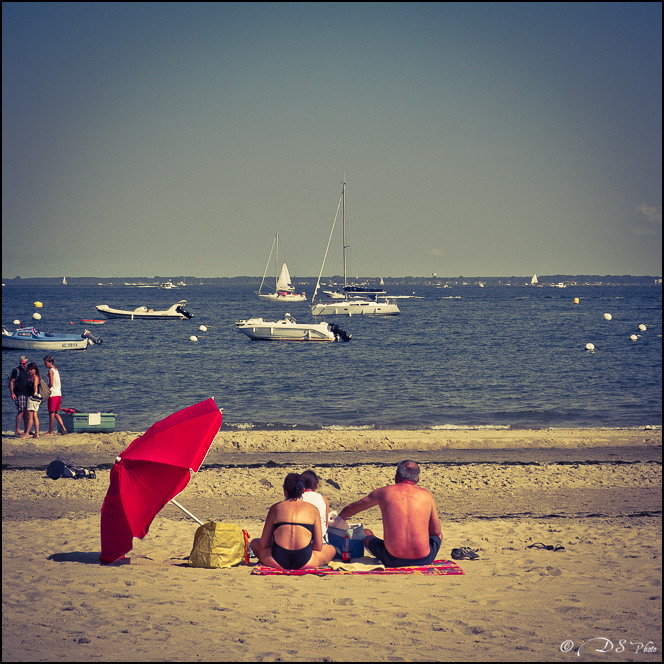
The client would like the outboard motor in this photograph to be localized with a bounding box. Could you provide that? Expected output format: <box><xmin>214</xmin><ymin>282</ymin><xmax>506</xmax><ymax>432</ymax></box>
<box><xmin>82</xmin><ymin>330</ymin><xmax>102</xmax><ymax>345</ymax></box>
<box><xmin>175</xmin><ymin>306</ymin><xmax>193</xmax><ymax>319</ymax></box>
<box><xmin>329</xmin><ymin>323</ymin><xmax>352</xmax><ymax>342</ymax></box>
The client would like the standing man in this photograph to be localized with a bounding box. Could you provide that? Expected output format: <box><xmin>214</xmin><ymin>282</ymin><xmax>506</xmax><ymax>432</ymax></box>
<box><xmin>43</xmin><ymin>356</ymin><xmax>67</xmax><ymax>435</ymax></box>
<box><xmin>8</xmin><ymin>355</ymin><xmax>31</xmax><ymax>436</ymax></box>
<box><xmin>338</xmin><ymin>460</ymin><xmax>442</xmax><ymax>568</ymax></box>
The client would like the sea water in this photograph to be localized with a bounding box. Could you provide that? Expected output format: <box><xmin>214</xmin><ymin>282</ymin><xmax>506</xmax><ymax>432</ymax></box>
<box><xmin>2</xmin><ymin>283</ymin><xmax>661</xmax><ymax>433</ymax></box>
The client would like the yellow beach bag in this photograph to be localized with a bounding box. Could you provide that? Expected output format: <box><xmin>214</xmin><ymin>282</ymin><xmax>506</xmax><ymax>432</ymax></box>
<box><xmin>188</xmin><ymin>521</ymin><xmax>250</xmax><ymax>568</ymax></box>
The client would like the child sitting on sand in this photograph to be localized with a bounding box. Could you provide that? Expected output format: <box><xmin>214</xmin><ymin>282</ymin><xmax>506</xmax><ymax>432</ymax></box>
<box><xmin>300</xmin><ymin>469</ymin><xmax>330</xmax><ymax>544</ymax></box>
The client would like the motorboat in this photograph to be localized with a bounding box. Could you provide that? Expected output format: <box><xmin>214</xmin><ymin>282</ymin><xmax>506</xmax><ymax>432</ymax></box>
<box><xmin>235</xmin><ymin>313</ymin><xmax>351</xmax><ymax>342</ymax></box>
<box><xmin>257</xmin><ymin>233</ymin><xmax>307</xmax><ymax>302</ymax></box>
<box><xmin>2</xmin><ymin>326</ymin><xmax>102</xmax><ymax>351</ymax></box>
<box><xmin>311</xmin><ymin>181</ymin><xmax>400</xmax><ymax>316</ymax></box>
<box><xmin>96</xmin><ymin>300</ymin><xmax>193</xmax><ymax>320</ymax></box>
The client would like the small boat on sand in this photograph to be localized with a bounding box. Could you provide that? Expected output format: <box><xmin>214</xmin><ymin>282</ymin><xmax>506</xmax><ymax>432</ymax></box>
<box><xmin>95</xmin><ymin>300</ymin><xmax>193</xmax><ymax>320</ymax></box>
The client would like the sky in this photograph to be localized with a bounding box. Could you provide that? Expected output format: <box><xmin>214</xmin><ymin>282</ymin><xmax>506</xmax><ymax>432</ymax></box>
<box><xmin>2</xmin><ymin>2</ymin><xmax>662</xmax><ymax>279</ymax></box>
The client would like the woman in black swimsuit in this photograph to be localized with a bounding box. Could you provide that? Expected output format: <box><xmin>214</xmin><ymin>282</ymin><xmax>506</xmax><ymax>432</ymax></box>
<box><xmin>250</xmin><ymin>473</ymin><xmax>337</xmax><ymax>570</ymax></box>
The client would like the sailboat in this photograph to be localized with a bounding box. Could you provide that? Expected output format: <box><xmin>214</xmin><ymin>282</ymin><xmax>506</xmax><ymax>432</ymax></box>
<box><xmin>62</xmin><ymin>277</ymin><xmax>68</xmax><ymax>285</ymax></box>
<box><xmin>311</xmin><ymin>182</ymin><xmax>400</xmax><ymax>316</ymax></box>
<box><xmin>257</xmin><ymin>233</ymin><xmax>307</xmax><ymax>302</ymax></box>
<box><xmin>530</xmin><ymin>274</ymin><xmax>539</xmax><ymax>286</ymax></box>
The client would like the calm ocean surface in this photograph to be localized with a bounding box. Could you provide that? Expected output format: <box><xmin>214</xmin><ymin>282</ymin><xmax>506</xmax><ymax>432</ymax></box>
<box><xmin>2</xmin><ymin>283</ymin><xmax>661</xmax><ymax>434</ymax></box>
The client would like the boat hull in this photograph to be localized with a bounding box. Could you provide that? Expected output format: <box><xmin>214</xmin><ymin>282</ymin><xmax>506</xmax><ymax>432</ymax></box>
<box><xmin>96</xmin><ymin>301</ymin><xmax>192</xmax><ymax>319</ymax></box>
<box><xmin>258</xmin><ymin>293</ymin><xmax>307</xmax><ymax>302</ymax></box>
<box><xmin>311</xmin><ymin>299</ymin><xmax>400</xmax><ymax>316</ymax></box>
<box><xmin>2</xmin><ymin>329</ymin><xmax>91</xmax><ymax>351</ymax></box>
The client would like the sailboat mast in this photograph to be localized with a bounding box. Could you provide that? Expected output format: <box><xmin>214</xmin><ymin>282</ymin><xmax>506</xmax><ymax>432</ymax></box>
<box><xmin>275</xmin><ymin>232</ymin><xmax>279</xmax><ymax>286</ymax></box>
<box><xmin>342</xmin><ymin>181</ymin><xmax>348</xmax><ymax>287</ymax></box>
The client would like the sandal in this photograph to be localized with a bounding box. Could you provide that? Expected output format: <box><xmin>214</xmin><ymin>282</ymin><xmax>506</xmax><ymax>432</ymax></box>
<box><xmin>451</xmin><ymin>547</ymin><xmax>479</xmax><ymax>560</ymax></box>
<box><xmin>526</xmin><ymin>542</ymin><xmax>565</xmax><ymax>551</ymax></box>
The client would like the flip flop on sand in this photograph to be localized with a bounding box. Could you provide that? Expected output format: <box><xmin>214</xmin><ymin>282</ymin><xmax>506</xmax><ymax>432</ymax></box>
<box><xmin>451</xmin><ymin>547</ymin><xmax>479</xmax><ymax>560</ymax></box>
<box><xmin>526</xmin><ymin>543</ymin><xmax>565</xmax><ymax>551</ymax></box>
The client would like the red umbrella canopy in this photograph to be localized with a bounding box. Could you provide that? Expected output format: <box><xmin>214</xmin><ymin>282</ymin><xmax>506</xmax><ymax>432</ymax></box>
<box><xmin>100</xmin><ymin>398</ymin><xmax>222</xmax><ymax>564</ymax></box>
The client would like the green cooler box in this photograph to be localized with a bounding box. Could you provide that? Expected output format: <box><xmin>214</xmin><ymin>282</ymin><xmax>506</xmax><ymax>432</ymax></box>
<box><xmin>61</xmin><ymin>412</ymin><xmax>116</xmax><ymax>433</ymax></box>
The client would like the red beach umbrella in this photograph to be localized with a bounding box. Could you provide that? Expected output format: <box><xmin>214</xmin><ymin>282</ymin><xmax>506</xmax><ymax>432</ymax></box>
<box><xmin>99</xmin><ymin>398</ymin><xmax>222</xmax><ymax>564</ymax></box>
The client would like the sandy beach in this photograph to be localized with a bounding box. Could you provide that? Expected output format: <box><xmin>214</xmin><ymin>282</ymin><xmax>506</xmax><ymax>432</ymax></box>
<box><xmin>2</xmin><ymin>427</ymin><xmax>661</xmax><ymax>661</ymax></box>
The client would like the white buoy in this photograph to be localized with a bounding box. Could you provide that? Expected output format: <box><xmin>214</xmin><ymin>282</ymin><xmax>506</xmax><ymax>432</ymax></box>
<box><xmin>630</xmin><ymin>334</ymin><xmax>638</xmax><ymax>341</ymax></box>
<box><xmin>189</xmin><ymin>335</ymin><xmax>198</xmax><ymax>342</ymax></box>
<box><xmin>199</xmin><ymin>325</ymin><xmax>208</xmax><ymax>332</ymax></box>
<box><xmin>603</xmin><ymin>313</ymin><xmax>612</xmax><ymax>320</ymax></box>
<box><xmin>32</xmin><ymin>312</ymin><xmax>42</xmax><ymax>320</ymax></box>
<box><xmin>573</xmin><ymin>297</ymin><xmax>579</xmax><ymax>304</ymax></box>
<box><xmin>13</xmin><ymin>319</ymin><xmax>21</xmax><ymax>325</ymax></box>
<box><xmin>585</xmin><ymin>343</ymin><xmax>595</xmax><ymax>351</ymax></box>
<box><xmin>638</xmin><ymin>324</ymin><xmax>647</xmax><ymax>331</ymax></box>
<box><xmin>34</xmin><ymin>301</ymin><xmax>43</xmax><ymax>308</ymax></box>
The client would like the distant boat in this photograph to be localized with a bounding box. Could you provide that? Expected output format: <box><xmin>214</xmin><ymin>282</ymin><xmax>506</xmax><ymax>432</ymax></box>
<box><xmin>2</xmin><ymin>326</ymin><xmax>101</xmax><ymax>350</ymax></box>
<box><xmin>235</xmin><ymin>313</ymin><xmax>350</xmax><ymax>342</ymax></box>
<box><xmin>62</xmin><ymin>277</ymin><xmax>68</xmax><ymax>285</ymax></box>
<box><xmin>95</xmin><ymin>300</ymin><xmax>193</xmax><ymax>320</ymax></box>
<box><xmin>531</xmin><ymin>274</ymin><xmax>538</xmax><ymax>285</ymax></box>
<box><xmin>257</xmin><ymin>233</ymin><xmax>307</xmax><ymax>302</ymax></box>
<box><xmin>311</xmin><ymin>181</ymin><xmax>399</xmax><ymax>316</ymax></box>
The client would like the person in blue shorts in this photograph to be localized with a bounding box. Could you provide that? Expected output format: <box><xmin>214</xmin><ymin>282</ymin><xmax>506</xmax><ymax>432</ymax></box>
<box><xmin>338</xmin><ymin>460</ymin><xmax>442</xmax><ymax>568</ymax></box>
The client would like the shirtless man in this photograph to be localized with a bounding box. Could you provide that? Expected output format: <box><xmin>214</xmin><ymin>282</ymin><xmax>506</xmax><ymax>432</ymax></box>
<box><xmin>338</xmin><ymin>460</ymin><xmax>442</xmax><ymax>568</ymax></box>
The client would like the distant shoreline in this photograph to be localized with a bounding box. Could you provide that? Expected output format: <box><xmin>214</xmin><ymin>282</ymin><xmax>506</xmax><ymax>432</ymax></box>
<box><xmin>2</xmin><ymin>276</ymin><xmax>662</xmax><ymax>287</ymax></box>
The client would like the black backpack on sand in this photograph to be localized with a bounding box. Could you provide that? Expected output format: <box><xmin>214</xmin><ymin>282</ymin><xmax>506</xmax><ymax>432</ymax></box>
<box><xmin>46</xmin><ymin>457</ymin><xmax>96</xmax><ymax>480</ymax></box>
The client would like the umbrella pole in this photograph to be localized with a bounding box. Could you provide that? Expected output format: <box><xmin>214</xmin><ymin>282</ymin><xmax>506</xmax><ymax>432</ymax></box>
<box><xmin>170</xmin><ymin>499</ymin><xmax>205</xmax><ymax>525</ymax></box>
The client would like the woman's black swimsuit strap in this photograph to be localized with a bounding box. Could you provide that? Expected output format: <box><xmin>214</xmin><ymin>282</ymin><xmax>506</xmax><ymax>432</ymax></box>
<box><xmin>273</xmin><ymin>521</ymin><xmax>315</xmax><ymax>534</ymax></box>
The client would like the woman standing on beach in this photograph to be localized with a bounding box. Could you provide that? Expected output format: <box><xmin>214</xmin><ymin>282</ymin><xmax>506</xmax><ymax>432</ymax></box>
<box><xmin>250</xmin><ymin>473</ymin><xmax>337</xmax><ymax>570</ymax></box>
<box><xmin>22</xmin><ymin>363</ymin><xmax>42</xmax><ymax>439</ymax></box>
<box><xmin>43</xmin><ymin>356</ymin><xmax>67</xmax><ymax>435</ymax></box>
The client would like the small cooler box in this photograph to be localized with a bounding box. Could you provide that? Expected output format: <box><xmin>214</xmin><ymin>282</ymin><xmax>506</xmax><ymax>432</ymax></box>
<box><xmin>328</xmin><ymin>523</ymin><xmax>365</xmax><ymax>560</ymax></box>
<box><xmin>61</xmin><ymin>412</ymin><xmax>116</xmax><ymax>433</ymax></box>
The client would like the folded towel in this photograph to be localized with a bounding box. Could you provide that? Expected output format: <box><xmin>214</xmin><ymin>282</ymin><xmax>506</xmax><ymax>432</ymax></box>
<box><xmin>328</xmin><ymin>556</ymin><xmax>385</xmax><ymax>572</ymax></box>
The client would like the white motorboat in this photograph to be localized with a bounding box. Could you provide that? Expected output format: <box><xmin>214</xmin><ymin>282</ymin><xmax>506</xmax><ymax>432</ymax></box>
<box><xmin>2</xmin><ymin>326</ymin><xmax>101</xmax><ymax>350</ymax></box>
<box><xmin>96</xmin><ymin>300</ymin><xmax>193</xmax><ymax>320</ymax></box>
<box><xmin>236</xmin><ymin>313</ymin><xmax>351</xmax><ymax>342</ymax></box>
<box><xmin>257</xmin><ymin>233</ymin><xmax>307</xmax><ymax>302</ymax></box>
<box><xmin>311</xmin><ymin>181</ymin><xmax>400</xmax><ymax>316</ymax></box>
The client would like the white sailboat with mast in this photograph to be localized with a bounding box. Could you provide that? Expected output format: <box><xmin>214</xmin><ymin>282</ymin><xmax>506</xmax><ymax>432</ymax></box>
<box><xmin>311</xmin><ymin>181</ymin><xmax>400</xmax><ymax>316</ymax></box>
<box><xmin>257</xmin><ymin>233</ymin><xmax>307</xmax><ymax>302</ymax></box>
